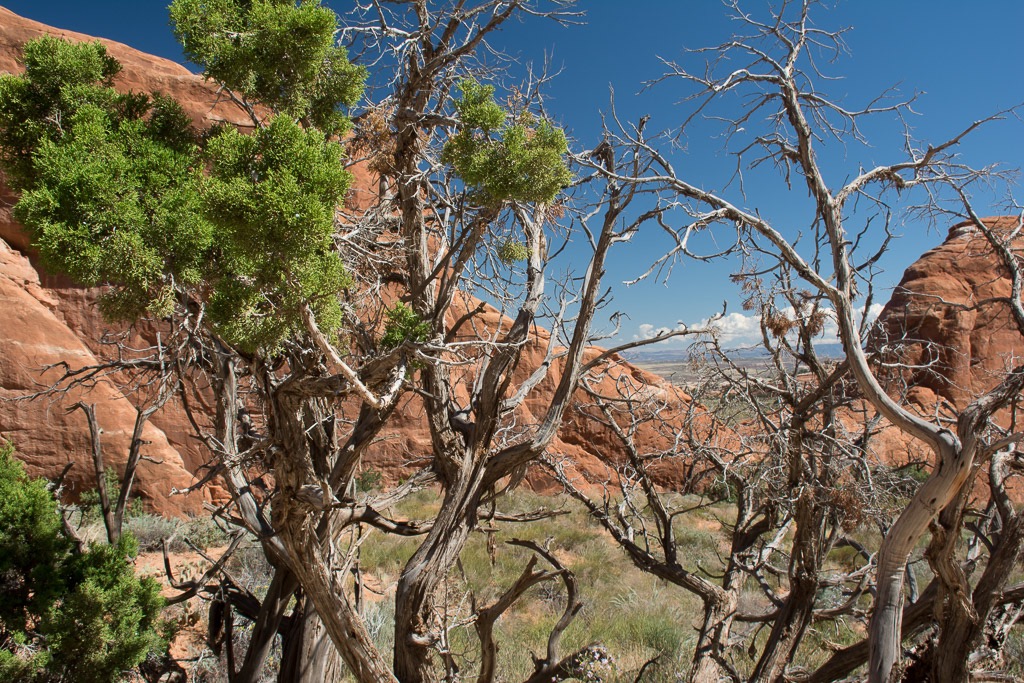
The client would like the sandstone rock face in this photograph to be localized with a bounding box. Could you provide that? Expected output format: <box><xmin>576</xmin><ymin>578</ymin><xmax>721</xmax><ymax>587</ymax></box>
<box><xmin>866</xmin><ymin>217</ymin><xmax>1024</xmax><ymax>502</ymax></box>
<box><xmin>0</xmin><ymin>240</ymin><xmax>207</xmax><ymax>515</ymax></box>
<box><xmin>0</xmin><ymin>8</ymin><xmax>706</xmax><ymax>510</ymax></box>
<box><xmin>0</xmin><ymin>8</ymin><xmax>252</xmax><ymax>514</ymax></box>
<box><xmin>872</xmin><ymin>216</ymin><xmax>1024</xmax><ymax>410</ymax></box>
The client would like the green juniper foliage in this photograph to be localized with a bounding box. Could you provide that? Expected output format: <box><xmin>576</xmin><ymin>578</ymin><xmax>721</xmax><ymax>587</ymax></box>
<box><xmin>202</xmin><ymin>115</ymin><xmax>354</xmax><ymax>351</ymax></box>
<box><xmin>0</xmin><ymin>37</ymin><xmax>124</xmax><ymax>186</ymax></box>
<box><xmin>0</xmin><ymin>3</ymin><xmax>366</xmax><ymax>353</ymax></box>
<box><xmin>497</xmin><ymin>239</ymin><xmax>531</xmax><ymax>264</ymax></box>
<box><xmin>0</xmin><ymin>443</ymin><xmax>167</xmax><ymax>683</ymax></box>
<box><xmin>169</xmin><ymin>0</ymin><xmax>366</xmax><ymax>136</ymax></box>
<box><xmin>0</xmin><ymin>38</ymin><xmax>208</xmax><ymax>320</ymax></box>
<box><xmin>380</xmin><ymin>302</ymin><xmax>432</xmax><ymax>351</ymax></box>
<box><xmin>442</xmin><ymin>79</ymin><xmax>572</xmax><ymax>206</ymax></box>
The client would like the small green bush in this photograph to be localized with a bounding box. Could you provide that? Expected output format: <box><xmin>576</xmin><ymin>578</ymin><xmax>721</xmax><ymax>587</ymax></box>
<box><xmin>380</xmin><ymin>302</ymin><xmax>431</xmax><ymax>351</ymax></box>
<box><xmin>356</xmin><ymin>468</ymin><xmax>384</xmax><ymax>493</ymax></box>
<box><xmin>498</xmin><ymin>239</ymin><xmax>530</xmax><ymax>264</ymax></box>
<box><xmin>0</xmin><ymin>442</ymin><xmax>168</xmax><ymax>682</ymax></box>
<box><xmin>442</xmin><ymin>79</ymin><xmax>572</xmax><ymax>206</ymax></box>
<box><xmin>78</xmin><ymin>468</ymin><xmax>143</xmax><ymax>525</ymax></box>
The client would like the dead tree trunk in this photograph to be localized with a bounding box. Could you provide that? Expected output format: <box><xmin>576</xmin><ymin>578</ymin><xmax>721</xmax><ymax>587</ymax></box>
<box><xmin>393</xmin><ymin>470</ymin><xmax>482</xmax><ymax>682</ymax></box>
<box><xmin>279</xmin><ymin>596</ymin><xmax>347</xmax><ymax>683</ymax></box>
<box><xmin>928</xmin><ymin>453</ymin><xmax>1024</xmax><ymax>682</ymax></box>
<box><xmin>749</xmin><ymin>492</ymin><xmax>824</xmax><ymax>682</ymax></box>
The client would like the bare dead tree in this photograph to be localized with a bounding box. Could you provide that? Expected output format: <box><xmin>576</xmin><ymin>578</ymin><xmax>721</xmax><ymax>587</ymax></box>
<box><xmin>580</xmin><ymin>1</ymin><xmax>1024</xmax><ymax>680</ymax></box>
<box><xmin>552</xmin><ymin>250</ymin><xmax>891</xmax><ymax>682</ymax></box>
<box><xmin>65</xmin><ymin>377</ymin><xmax>173</xmax><ymax>544</ymax></box>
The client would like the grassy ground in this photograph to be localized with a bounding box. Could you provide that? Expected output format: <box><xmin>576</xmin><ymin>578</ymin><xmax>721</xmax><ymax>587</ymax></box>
<box><xmin>84</xmin><ymin>488</ymin><xmax>1023</xmax><ymax>682</ymax></box>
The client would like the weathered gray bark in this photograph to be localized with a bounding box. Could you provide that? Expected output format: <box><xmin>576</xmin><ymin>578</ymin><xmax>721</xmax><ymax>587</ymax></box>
<box><xmin>749</xmin><ymin>512</ymin><xmax>821</xmax><ymax>681</ymax></box>
<box><xmin>235</xmin><ymin>569</ymin><xmax>296</xmax><ymax>683</ymax></box>
<box><xmin>394</xmin><ymin>474</ymin><xmax>482</xmax><ymax>682</ymax></box>
<box><xmin>800</xmin><ymin>579</ymin><xmax>940</xmax><ymax>683</ymax></box>
<box><xmin>928</xmin><ymin>455</ymin><xmax>1024</xmax><ymax>682</ymax></box>
<box><xmin>278</xmin><ymin>597</ymin><xmax>347</xmax><ymax>683</ymax></box>
<box><xmin>271</xmin><ymin>382</ymin><xmax>398</xmax><ymax>683</ymax></box>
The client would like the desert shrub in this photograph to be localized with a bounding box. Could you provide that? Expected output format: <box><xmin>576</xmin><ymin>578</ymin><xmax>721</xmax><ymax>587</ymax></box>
<box><xmin>181</xmin><ymin>515</ymin><xmax>231</xmax><ymax>549</ymax></box>
<box><xmin>364</xmin><ymin>600</ymin><xmax>396</xmax><ymax>654</ymax></box>
<box><xmin>227</xmin><ymin>543</ymin><xmax>275</xmax><ymax>599</ymax></box>
<box><xmin>78</xmin><ymin>468</ymin><xmax>144</xmax><ymax>524</ymax></box>
<box><xmin>125</xmin><ymin>513</ymin><xmax>182</xmax><ymax>552</ymax></box>
<box><xmin>380</xmin><ymin>303</ymin><xmax>431</xmax><ymax>351</ymax></box>
<box><xmin>0</xmin><ymin>442</ymin><xmax>168</xmax><ymax>682</ymax></box>
<box><xmin>356</xmin><ymin>468</ymin><xmax>383</xmax><ymax>493</ymax></box>
<box><xmin>126</xmin><ymin>513</ymin><xmax>231</xmax><ymax>553</ymax></box>
<box><xmin>1005</xmin><ymin>625</ymin><xmax>1024</xmax><ymax>677</ymax></box>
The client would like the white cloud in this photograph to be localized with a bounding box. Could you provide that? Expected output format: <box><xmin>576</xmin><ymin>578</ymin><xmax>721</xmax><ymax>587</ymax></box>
<box><xmin>634</xmin><ymin>301</ymin><xmax>886</xmax><ymax>348</ymax></box>
<box><xmin>692</xmin><ymin>311</ymin><xmax>762</xmax><ymax>345</ymax></box>
<box><xmin>636</xmin><ymin>323</ymin><xmax>677</xmax><ymax>340</ymax></box>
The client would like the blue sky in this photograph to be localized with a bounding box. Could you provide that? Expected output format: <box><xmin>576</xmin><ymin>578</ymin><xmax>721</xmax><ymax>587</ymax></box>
<box><xmin>3</xmin><ymin>1</ymin><xmax>1023</xmax><ymax>347</ymax></box>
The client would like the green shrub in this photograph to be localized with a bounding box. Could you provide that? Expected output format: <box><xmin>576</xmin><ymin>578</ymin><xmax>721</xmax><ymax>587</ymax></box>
<box><xmin>380</xmin><ymin>302</ymin><xmax>431</xmax><ymax>351</ymax></box>
<box><xmin>356</xmin><ymin>468</ymin><xmax>384</xmax><ymax>493</ymax></box>
<box><xmin>498</xmin><ymin>239</ymin><xmax>530</xmax><ymax>264</ymax></box>
<box><xmin>78</xmin><ymin>468</ymin><xmax>143</xmax><ymax>525</ymax></box>
<box><xmin>124</xmin><ymin>513</ymin><xmax>181</xmax><ymax>552</ymax></box>
<box><xmin>0</xmin><ymin>442</ymin><xmax>168</xmax><ymax>682</ymax></box>
<box><xmin>442</xmin><ymin>79</ymin><xmax>572</xmax><ymax>206</ymax></box>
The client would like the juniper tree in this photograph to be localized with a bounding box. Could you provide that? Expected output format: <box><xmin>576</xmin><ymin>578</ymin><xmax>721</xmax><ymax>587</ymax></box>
<box><xmin>0</xmin><ymin>1</ymin><xmax>622</xmax><ymax>681</ymax></box>
<box><xmin>0</xmin><ymin>443</ymin><xmax>167</xmax><ymax>682</ymax></box>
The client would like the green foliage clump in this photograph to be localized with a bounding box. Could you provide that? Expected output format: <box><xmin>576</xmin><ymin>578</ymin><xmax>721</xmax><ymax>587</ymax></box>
<box><xmin>0</xmin><ymin>37</ymin><xmax>124</xmax><ymax>186</ymax></box>
<box><xmin>380</xmin><ymin>302</ymin><xmax>431</xmax><ymax>350</ymax></box>
<box><xmin>0</xmin><ymin>38</ymin><xmax>210</xmax><ymax>320</ymax></box>
<box><xmin>203</xmin><ymin>115</ymin><xmax>354</xmax><ymax>352</ymax></box>
<box><xmin>498</xmin><ymin>239</ymin><xmax>530</xmax><ymax>264</ymax></box>
<box><xmin>451</xmin><ymin>78</ymin><xmax>507</xmax><ymax>133</ymax></box>
<box><xmin>169</xmin><ymin>0</ymin><xmax>365</xmax><ymax>135</ymax></box>
<box><xmin>0</xmin><ymin>35</ymin><xmax>366</xmax><ymax>354</ymax></box>
<box><xmin>442</xmin><ymin>79</ymin><xmax>572</xmax><ymax>205</ymax></box>
<box><xmin>0</xmin><ymin>443</ymin><xmax>167</xmax><ymax>682</ymax></box>
<box><xmin>79</xmin><ymin>468</ymin><xmax>143</xmax><ymax>524</ymax></box>
<box><xmin>355</xmin><ymin>468</ymin><xmax>383</xmax><ymax>493</ymax></box>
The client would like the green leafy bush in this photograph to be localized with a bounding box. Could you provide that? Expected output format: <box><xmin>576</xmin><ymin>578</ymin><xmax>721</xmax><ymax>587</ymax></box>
<box><xmin>0</xmin><ymin>39</ymin><xmax>209</xmax><ymax>321</ymax></box>
<box><xmin>0</xmin><ymin>35</ymin><xmax>365</xmax><ymax>354</ymax></box>
<box><xmin>442</xmin><ymin>79</ymin><xmax>572</xmax><ymax>205</ymax></box>
<box><xmin>202</xmin><ymin>115</ymin><xmax>355</xmax><ymax>352</ymax></box>
<box><xmin>0</xmin><ymin>443</ymin><xmax>168</xmax><ymax>682</ymax></box>
<box><xmin>498</xmin><ymin>239</ymin><xmax>530</xmax><ymax>264</ymax></box>
<box><xmin>355</xmin><ymin>468</ymin><xmax>384</xmax><ymax>493</ymax></box>
<box><xmin>381</xmin><ymin>302</ymin><xmax>431</xmax><ymax>350</ymax></box>
<box><xmin>170</xmin><ymin>0</ymin><xmax>365</xmax><ymax>135</ymax></box>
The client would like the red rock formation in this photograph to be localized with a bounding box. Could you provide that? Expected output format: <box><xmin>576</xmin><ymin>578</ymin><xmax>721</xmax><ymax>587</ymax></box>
<box><xmin>0</xmin><ymin>239</ymin><xmax>207</xmax><ymax>515</ymax></box>
<box><xmin>872</xmin><ymin>216</ymin><xmax>1024</xmax><ymax>411</ymax></box>
<box><xmin>866</xmin><ymin>216</ymin><xmax>1024</xmax><ymax>502</ymax></box>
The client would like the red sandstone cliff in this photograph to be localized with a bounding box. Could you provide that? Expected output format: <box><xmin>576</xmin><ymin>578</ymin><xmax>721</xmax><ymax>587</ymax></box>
<box><xmin>871</xmin><ymin>216</ymin><xmax>1024</xmax><ymax>413</ymax></box>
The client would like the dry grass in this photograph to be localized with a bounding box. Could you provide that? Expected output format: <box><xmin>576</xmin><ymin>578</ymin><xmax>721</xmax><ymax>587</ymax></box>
<box><xmin>128</xmin><ymin>487</ymin><xmax>1022</xmax><ymax>682</ymax></box>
